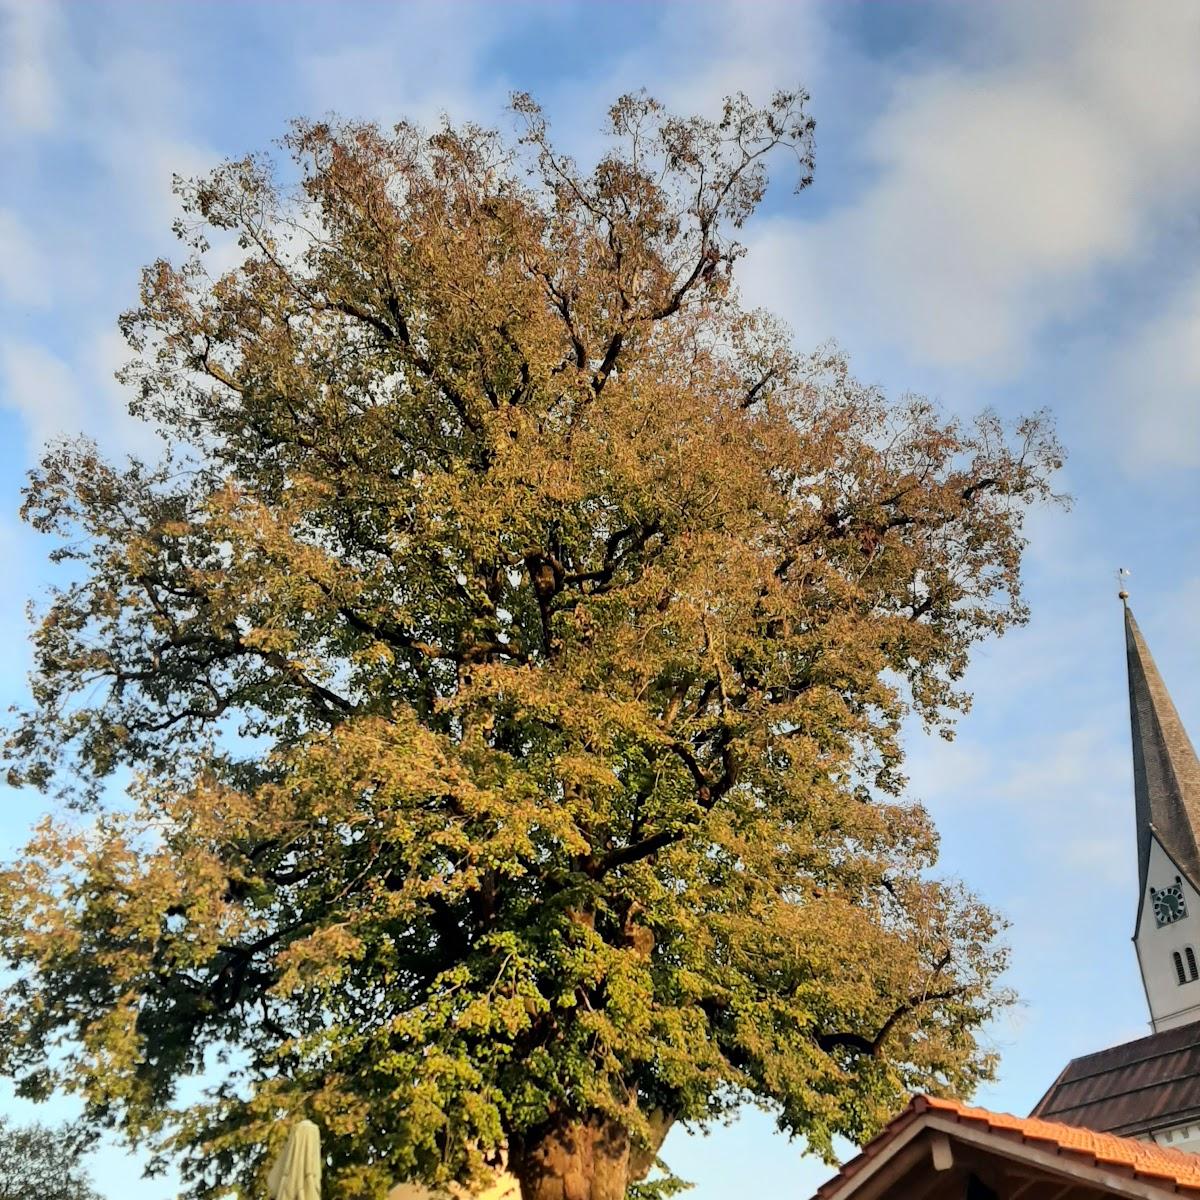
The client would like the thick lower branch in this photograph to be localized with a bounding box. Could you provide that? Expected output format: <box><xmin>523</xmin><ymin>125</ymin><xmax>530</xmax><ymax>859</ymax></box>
<box><xmin>815</xmin><ymin>983</ymin><xmax>968</xmax><ymax>1058</ymax></box>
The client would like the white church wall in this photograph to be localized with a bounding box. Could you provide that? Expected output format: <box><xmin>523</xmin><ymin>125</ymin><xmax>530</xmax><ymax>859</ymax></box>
<box><xmin>1135</xmin><ymin>837</ymin><xmax>1200</xmax><ymax>1031</ymax></box>
<box><xmin>388</xmin><ymin>1177</ymin><xmax>519</xmax><ymax>1200</ymax></box>
<box><xmin>1153</xmin><ymin>1122</ymin><xmax>1200</xmax><ymax>1153</ymax></box>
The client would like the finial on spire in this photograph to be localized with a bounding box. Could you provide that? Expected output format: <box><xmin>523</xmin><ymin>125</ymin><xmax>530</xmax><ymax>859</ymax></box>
<box><xmin>1118</xmin><ymin>566</ymin><xmax>1131</xmax><ymax>604</ymax></box>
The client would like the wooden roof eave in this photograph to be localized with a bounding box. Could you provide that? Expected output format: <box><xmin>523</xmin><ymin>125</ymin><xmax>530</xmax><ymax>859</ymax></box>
<box><xmin>815</xmin><ymin>1112</ymin><xmax>1200</xmax><ymax>1200</ymax></box>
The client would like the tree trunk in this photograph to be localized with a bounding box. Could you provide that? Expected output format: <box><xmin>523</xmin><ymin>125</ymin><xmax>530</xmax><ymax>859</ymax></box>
<box><xmin>627</xmin><ymin>1110</ymin><xmax>673</xmax><ymax>1183</ymax></box>
<box><xmin>510</xmin><ymin>1116</ymin><xmax>632</xmax><ymax>1200</ymax></box>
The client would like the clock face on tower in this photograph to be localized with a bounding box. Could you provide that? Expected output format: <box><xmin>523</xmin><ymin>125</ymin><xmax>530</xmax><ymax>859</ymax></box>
<box><xmin>1152</xmin><ymin>876</ymin><xmax>1188</xmax><ymax>926</ymax></box>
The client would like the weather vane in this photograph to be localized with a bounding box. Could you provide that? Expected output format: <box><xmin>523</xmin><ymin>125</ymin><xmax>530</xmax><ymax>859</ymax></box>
<box><xmin>1117</xmin><ymin>566</ymin><xmax>1131</xmax><ymax>603</ymax></box>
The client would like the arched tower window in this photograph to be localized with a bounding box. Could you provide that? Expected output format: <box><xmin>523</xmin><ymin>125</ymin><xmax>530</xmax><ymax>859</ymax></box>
<box><xmin>1186</xmin><ymin>946</ymin><xmax>1198</xmax><ymax>981</ymax></box>
<box><xmin>1174</xmin><ymin>951</ymin><xmax>1186</xmax><ymax>985</ymax></box>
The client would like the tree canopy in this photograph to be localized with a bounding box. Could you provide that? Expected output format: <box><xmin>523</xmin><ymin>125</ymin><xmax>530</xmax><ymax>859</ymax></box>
<box><xmin>0</xmin><ymin>1116</ymin><xmax>105</xmax><ymax>1200</ymax></box>
<box><xmin>0</xmin><ymin>90</ymin><xmax>1062</xmax><ymax>1200</ymax></box>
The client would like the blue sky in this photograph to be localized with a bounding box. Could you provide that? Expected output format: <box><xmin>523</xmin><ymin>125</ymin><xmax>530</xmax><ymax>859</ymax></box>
<box><xmin>1</xmin><ymin>1</ymin><xmax>1199</xmax><ymax>1197</ymax></box>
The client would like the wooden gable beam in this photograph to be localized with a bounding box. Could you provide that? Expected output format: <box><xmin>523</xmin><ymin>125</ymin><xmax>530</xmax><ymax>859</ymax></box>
<box><xmin>921</xmin><ymin>1116</ymin><xmax>1183</xmax><ymax>1200</ymax></box>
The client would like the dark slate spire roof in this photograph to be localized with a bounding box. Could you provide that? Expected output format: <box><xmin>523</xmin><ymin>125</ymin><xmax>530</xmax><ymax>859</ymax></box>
<box><xmin>1030</xmin><ymin>1019</ymin><xmax>1200</xmax><ymax>1136</ymax></box>
<box><xmin>1030</xmin><ymin>612</ymin><xmax>1200</xmax><ymax>1136</ymax></box>
<box><xmin>1126</xmin><ymin>605</ymin><xmax>1200</xmax><ymax>893</ymax></box>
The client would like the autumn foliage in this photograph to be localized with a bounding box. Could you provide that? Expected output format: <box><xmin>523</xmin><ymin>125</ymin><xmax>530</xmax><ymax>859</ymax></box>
<box><xmin>0</xmin><ymin>92</ymin><xmax>1062</xmax><ymax>1200</ymax></box>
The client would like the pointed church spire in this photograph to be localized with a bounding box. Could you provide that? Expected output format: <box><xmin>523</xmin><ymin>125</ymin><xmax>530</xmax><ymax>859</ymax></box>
<box><xmin>1125</xmin><ymin>605</ymin><xmax>1200</xmax><ymax>892</ymax></box>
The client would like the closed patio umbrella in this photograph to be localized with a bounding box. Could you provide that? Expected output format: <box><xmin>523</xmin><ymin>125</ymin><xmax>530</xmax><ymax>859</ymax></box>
<box><xmin>267</xmin><ymin>1119</ymin><xmax>322</xmax><ymax>1200</ymax></box>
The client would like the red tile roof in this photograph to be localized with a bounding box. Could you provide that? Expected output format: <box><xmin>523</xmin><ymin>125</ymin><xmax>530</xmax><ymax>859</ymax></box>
<box><xmin>813</xmin><ymin>1093</ymin><xmax>1200</xmax><ymax>1199</ymax></box>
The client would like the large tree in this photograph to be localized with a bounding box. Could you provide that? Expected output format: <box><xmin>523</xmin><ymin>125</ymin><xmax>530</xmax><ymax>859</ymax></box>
<box><xmin>0</xmin><ymin>92</ymin><xmax>1061</xmax><ymax>1200</ymax></box>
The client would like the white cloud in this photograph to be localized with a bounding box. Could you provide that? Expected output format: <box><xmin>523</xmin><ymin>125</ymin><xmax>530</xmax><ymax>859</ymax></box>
<box><xmin>1128</xmin><ymin>574</ymin><xmax>1200</xmax><ymax>730</ymax></box>
<box><xmin>0</xmin><ymin>208</ymin><xmax>51</xmax><ymax>308</ymax></box>
<box><xmin>0</xmin><ymin>339</ymin><xmax>84</xmax><ymax>453</ymax></box>
<box><xmin>83</xmin><ymin>327</ymin><xmax>163</xmax><ymax>458</ymax></box>
<box><xmin>0</xmin><ymin>8</ymin><xmax>220</xmax><ymax>314</ymax></box>
<box><xmin>107</xmin><ymin>127</ymin><xmax>216</xmax><ymax>231</ymax></box>
<box><xmin>905</xmin><ymin>735</ymin><xmax>991</xmax><ymax>808</ymax></box>
<box><xmin>632</xmin><ymin>0</ymin><xmax>826</xmax><ymax>115</ymax></box>
<box><xmin>0</xmin><ymin>17</ymin><xmax>217</xmax><ymax>465</ymax></box>
<box><xmin>0</xmin><ymin>334</ymin><xmax>159</xmax><ymax>460</ymax></box>
<box><xmin>539</xmin><ymin>0</ymin><xmax>828</xmax><ymax>172</ymax></box>
<box><xmin>299</xmin><ymin>3</ymin><xmax>511</xmax><ymax>129</ymax></box>
<box><xmin>996</xmin><ymin>725</ymin><xmax>1125</xmax><ymax>810</ymax></box>
<box><xmin>0</xmin><ymin>0</ymin><xmax>61</xmax><ymax>134</ymax></box>
<box><xmin>740</xmin><ymin>1</ymin><xmax>1200</xmax><ymax>377</ymax></box>
<box><xmin>1104</xmin><ymin>272</ymin><xmax>1200</xmax><ymax>471</ymax></box>
<box><xmin>1161</xmin><ymin>575</ymin><xmax>1200</xmax><ymax>647</ymax></box>
<box><xmin>83</xmin><ymin>46</ymin><xmax>217</xmax><ymax>232</ymax></box>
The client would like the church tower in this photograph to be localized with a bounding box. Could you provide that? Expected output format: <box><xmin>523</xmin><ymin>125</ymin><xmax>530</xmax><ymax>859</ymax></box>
<box><xmin>1031</xmin><ymin>604</ymin><xmax>1200</xmax><ymax>1147</ymax></box>
<box><xmin>1125</xmin><ymin>603</ymin><xmax>1200</xmax><ymax>1032</ymax></box>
